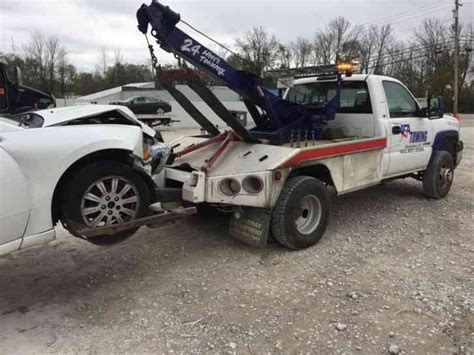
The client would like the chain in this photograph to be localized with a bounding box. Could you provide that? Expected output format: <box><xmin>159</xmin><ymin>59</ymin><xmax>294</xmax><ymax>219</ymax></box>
<box><xmin>145</xmin><ymin>34</ymin><xmax>160</xmax><ymax>73</ymax></box>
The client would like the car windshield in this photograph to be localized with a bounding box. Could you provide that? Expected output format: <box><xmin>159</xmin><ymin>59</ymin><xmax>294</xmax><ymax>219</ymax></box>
<box><xmin>9</xmin><ymin>112</ymin><xmax>45</xmax><ymax>128</ymax></box>
<box><xmin>286</xmin><ymin>80</ymin><xmax>373</xmax><ymax>114</ymax></box>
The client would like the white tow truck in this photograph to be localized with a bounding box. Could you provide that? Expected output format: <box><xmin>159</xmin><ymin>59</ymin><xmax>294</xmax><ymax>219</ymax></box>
<box><xmin>130</xmin><ymin>0</ymin><xmax>464</xmax><ymax>250</ymax></box>
<box><xmin>153</xmin><ymin>73</ymin><xmax>463</xmax><ymax>250</ymax></box>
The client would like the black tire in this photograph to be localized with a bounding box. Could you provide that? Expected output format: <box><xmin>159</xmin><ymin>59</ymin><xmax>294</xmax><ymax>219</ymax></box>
<box><xmin>61</xmin><ymin>161</ymin><xmax>150</xmax><ymax>246</ymax></box>
<box><xmin>422</xmin><ymin>151</ymin><xmax>455</xmax><ymax>199</ymax></box>
<box><xmin>271</xmin><ymin>176</ymin><xmax>331</xmax><ymax>250</ymax></box>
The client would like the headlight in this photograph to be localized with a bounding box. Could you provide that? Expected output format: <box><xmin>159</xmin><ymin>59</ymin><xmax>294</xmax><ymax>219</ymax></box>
<box><xmin>242</xmin><ymin>176</ymin><xmax>264</xmax><ymax>194</ymax></box>
<box><xmin>219</xmin><ymin>178</ymin><xmax>241</xmax><ymax>196</ymax></box>
<box><xmin>143</xmin><ymin>137</ymin><xmax>172</xmax><ymax>174</ymax></box>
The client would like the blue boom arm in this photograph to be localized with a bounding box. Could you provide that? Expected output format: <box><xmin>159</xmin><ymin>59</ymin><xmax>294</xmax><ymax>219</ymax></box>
<box><xmin>137</xmin><ymin>1</ymin><xmax>341</xmax><ymax>143</ymax></box>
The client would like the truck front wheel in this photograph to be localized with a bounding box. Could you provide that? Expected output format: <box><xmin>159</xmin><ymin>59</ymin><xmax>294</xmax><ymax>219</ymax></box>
<box><xmin>422</xmin><ymin>151</ymin><xmax>454</xmax><ymax>199</ymax></box>
<box><xmin>271</xmin><ymin>176</ymin><xmax>330</xmax><ymax>250</ymax></box>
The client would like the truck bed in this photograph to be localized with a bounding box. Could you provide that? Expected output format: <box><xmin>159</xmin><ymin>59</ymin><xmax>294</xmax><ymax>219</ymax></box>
<box><xmin>170</xmin><ymin>135</ymin><xmax>387</xmax><ymax>176</ymax></box>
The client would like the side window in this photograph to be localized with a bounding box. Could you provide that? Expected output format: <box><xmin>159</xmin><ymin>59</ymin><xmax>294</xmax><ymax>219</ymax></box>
<box><xmin>286</xmin><ymin>81</ymin><xmax>373</xmax><ymax>114</ymax></box>
<box><xmin>383</xmin><ymin>81</ymin><xmax>418</xmax><ymax>118</ymax></box>
<box><xmin>135</xmin><ymin>97</ymin><xmax>145</xmax><ymax>103</ymax></box>
<box><xmin>337</xmin><ymin>82</ymin><xmax>372</xmax><ymax>114</ymax></box>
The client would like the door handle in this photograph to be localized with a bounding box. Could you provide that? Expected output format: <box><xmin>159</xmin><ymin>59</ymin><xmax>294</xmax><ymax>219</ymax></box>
<box><xmin>392</xmin><ymin>126</ymin><xmax>401</xmax><ymax>134</ymax></box>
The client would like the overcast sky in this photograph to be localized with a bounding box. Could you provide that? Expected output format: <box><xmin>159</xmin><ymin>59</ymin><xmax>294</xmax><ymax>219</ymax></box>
<box><xmin>1</xmin><ymin>0</ymin><xmax>472</xmax><ymax>72</ymax></box>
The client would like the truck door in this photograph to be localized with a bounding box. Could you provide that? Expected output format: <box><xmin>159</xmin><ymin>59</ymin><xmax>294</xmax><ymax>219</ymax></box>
<box><xmin>0</xmin><ymin>66</ymin><xmax>8</xmax><ymax>111</ymax></box>
<box><xmin>383</xmin><ymin>81</ymin><xmax>433</xmax><ymax>176</ymax></box>
<box><xmin>0</xmin><ymin>147</ymin><xmax>30</xmax><ymax>247</ymax></box>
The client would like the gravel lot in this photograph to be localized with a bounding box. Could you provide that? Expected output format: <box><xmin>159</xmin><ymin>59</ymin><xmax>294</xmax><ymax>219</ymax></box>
<box><xmin>1</xmin><ymin>116</ymin><xmax>473</xmax><ymax>354</ymax></box>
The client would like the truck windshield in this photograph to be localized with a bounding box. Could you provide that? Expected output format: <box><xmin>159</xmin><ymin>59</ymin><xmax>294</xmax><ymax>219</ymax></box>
<box><xmin>286</xmin><ymin>81</ymin><xmax>372</xmax><ymax>114</ymax></box>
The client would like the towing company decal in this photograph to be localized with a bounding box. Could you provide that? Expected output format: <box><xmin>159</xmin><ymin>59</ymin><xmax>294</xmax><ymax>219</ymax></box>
<box><xmin>399</xmin><ymin>124</ymin><xmax>429</xmax><ymax>154</ymax></box>
<box><xmin>180</xmin><ymin>38</ymin><xmax>227</xmax><ymax>77</ymax></box>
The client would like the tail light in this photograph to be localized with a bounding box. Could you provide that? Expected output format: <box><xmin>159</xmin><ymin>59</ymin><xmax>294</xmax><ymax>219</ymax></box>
<box><xmin>242</xmin><ymin>176</ymin><xmax>264</xmax><ymax>194</ymax></box>
<box><xmin>219</xmin><ymin>178</ymin><xmax>241</xmax><ymax>196</ymax></box>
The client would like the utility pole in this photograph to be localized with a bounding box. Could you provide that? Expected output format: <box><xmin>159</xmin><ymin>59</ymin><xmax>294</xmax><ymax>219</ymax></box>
<box><xmin>453</xmin><ymin>0</ymin><xmax>462</xmax><ymax>117</ymax></box>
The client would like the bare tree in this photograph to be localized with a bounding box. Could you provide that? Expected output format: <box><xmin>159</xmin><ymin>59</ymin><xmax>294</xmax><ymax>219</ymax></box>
<box><xmin>57</xmin><ymin>48</ymin><xmax>68</xmax><ymax>96</ymax></box>
<box><xmin>46</xmin><ymin>36</ymin><xmax>61</xmax><ymax>91</ymax></box>
<box><xmin>23</xmin><ymin>31</ymin><xmax>48</xmax><ymax>87</ymax></box>
<box><xmin>314</xmin><ymin>17</ymin><xmax>362</xmax><ymax>64</ymax></box>
<box><xmin>372</xmin><ymin>24</ymin><xmax>393</xmax><ymax>74</ymax></box>
<box><xmin>276</xmin><ymin>43</ymin><xmax>293</xmax><ymax>69</ymax></box>
<box><xmin>235</xmin><ymin>27</ymin><xmax>279</xmax><ymax>74</ymax></box>
<box><xmin>96</xmin><ymin>45</ymin><xmax>109</xmax><ymax>77</ymax></box>
<box><xmin>291</xmin><ymin>37</ymin><xmax>313</xmax><ymax>68</ymax></box>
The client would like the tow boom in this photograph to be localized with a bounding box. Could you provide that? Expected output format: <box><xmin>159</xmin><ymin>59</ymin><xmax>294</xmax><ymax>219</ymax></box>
<box><xmin>137</xmin><ymin>1</ymin><xmax>342</xmax><ymax>145</ymax></box>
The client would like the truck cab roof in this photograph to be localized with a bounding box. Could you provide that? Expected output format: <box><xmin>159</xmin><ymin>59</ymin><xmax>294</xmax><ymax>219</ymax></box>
<box><xmin>292</xmin><ymin>74</ymin><xmax>402</xmax><ymax>85</ymax></box>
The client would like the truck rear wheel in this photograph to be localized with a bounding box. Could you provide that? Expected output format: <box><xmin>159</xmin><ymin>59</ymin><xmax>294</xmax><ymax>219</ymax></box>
<box><xmin>61</xmin><ymin>161</ymin><xmax>151</xmax><ymax>245</ymax></box>
<box><xmin>422</xmin><ymin>151</ymin><xmax>454</xmax><ymax>199</ymax></box>
<box><xmin>271</xmin><ymin>176</ymin><xmax>330</xmax><ymax>250</ymax></box>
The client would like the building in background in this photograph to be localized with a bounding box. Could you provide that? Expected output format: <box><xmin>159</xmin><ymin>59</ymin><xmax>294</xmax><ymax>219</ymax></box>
<box><xmin>57</xmin><ymin>82</ymin><xmax>249</xmax><ymax>129</ymax></box>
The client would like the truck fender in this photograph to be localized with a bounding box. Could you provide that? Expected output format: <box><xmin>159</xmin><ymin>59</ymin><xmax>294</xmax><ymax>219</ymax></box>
<box><xmin>429</xmin><ymin>130</ymin><xmax>459</xmax><ymax>166</ymax></box>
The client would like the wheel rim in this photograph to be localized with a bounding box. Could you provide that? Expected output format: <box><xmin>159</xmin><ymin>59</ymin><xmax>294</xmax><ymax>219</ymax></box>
<box><xmin>80</xmin><ymin>176</ymin><xmax>140</xmax><ymax>228</ymax></box>
<box><xmin>294</xmin><ymin>195</ymin><xmax>322</xmax><ymax>235</ymax></box>
<box><xmin>439</xmin><ymin>166</ymin><xmax>454</xmax><ymax>191</ymax></box>
<box><xmin>157</xmin><ymin>108</ymin><xmax>165</xmax><ymax>115</ymax></box>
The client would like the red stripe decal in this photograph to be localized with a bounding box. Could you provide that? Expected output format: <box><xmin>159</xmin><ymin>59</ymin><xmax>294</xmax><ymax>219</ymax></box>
<box><xmin>280</xmin><ymin>138</ymin><xmax>387</xmax><ymax>168</ymax></box>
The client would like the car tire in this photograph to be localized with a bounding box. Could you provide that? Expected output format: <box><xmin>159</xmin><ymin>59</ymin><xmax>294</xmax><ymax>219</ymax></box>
<box><xmin>61</xmin><ymin>161</ymin><xmax>150</xmax><ymax>246</ymax></box>
<box><xmin>271</xmin><ymin>176</ymin><xmax>330</xmax><ymax>250</ymax></box>
<box><xmin>422</xmin><ymin>151</ymin><xmax>455</xmax><ymax>199</ymax></box>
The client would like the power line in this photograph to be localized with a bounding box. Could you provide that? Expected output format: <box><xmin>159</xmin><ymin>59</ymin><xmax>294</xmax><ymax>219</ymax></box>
<box><xmin>365</xmin><ymin>49</ymin><xmax>452</xmax><ymax>71</ymax></box>
<box><xmin>358</xmin><ymin>1</ymin><xmax>448</xmax><ymax>28</ymax></box>
<box><xmin>362</xmin><ymin>39</ymin><xmax>461</xmax><ymax>65</ymax></box>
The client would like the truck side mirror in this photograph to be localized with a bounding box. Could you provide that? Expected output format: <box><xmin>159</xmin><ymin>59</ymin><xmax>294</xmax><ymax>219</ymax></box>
<box><xmin>13</xmin><ymin>66</ymin><xmax>23</xmax><ymax>86</ymax></box>
<box><xmin>428</xmin><ymin>96</ymin><xmax>444</xmax><ymax>119</ymax></box>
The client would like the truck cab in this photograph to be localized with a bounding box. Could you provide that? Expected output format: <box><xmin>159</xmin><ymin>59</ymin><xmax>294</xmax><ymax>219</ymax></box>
<box><xmin>0</xmin><ymin>58</ymin><xmax>56</xmax><ymax>115</ymax></box>
<box><xmin>284</xmin><ymin>74</ymin><xmax>462</xmax><ymax>180</ymax></box>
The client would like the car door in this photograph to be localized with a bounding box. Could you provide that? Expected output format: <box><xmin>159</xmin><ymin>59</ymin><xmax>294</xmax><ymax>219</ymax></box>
<box><xmin>141</xmin><ymin>97</ymin><xmax>161</xmax><ymax>114</ymax></box>
<box><xmin>383</xmin><ymin>80</ymin><xmax>433</xmax><ymax>176</ymax></box>
<box><xmin>0</xmin><ymin>147</ymin><xmax>31</xmax><ymax>246</ymax></box>
<box><xmin>132</xmin><ymin>96</ymin><xmax>147</xmax><ymax>114</ymax></box>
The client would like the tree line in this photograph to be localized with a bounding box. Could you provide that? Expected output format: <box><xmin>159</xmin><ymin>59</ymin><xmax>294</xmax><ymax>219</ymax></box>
<box><xmin>1</xmin><ymin>17</ymin><xmax>473</xmax><ymax>111</ymax></box>
<box><xmin>229</xmin><ymin>18</ymin><xmax>473</xmax><ymax>112</ymax></box>
<box><xmin>2</xmin><ymin>32</ymin><xmax>154</xmax><ymax>97</ymax></box>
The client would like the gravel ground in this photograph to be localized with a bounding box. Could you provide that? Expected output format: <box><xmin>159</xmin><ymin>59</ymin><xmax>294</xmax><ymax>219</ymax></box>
<box><xmin>0</xmin><ymin>116</ymin><xmax>473</xmax><ymax>354</ymax></box>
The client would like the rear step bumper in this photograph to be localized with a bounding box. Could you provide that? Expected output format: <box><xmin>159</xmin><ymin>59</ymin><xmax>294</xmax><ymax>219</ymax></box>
<box><xmin>77</xmin><ymin>207</ymin><xmax>196</xmax><ymax>239</ymax></box>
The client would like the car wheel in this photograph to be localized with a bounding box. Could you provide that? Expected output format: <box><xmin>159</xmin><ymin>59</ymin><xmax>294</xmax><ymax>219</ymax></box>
<box><xmin>156</xmin><ymin>108</ymin><xmax>165</xmax><ymax>115</ymax></box>
<box><xmin>422</xmin><ymin>151</ymin><xmax>454</xmax><ymax>199</ymax></box>
<box><xmin>61</xmin><ymin>161</ymin><xmax>150</xmax><ymax>246</ymax></box>
<box><xmin>271</xmin><ymin>176</ymin><xmax>330</xmax><ymax>250</ymax></box>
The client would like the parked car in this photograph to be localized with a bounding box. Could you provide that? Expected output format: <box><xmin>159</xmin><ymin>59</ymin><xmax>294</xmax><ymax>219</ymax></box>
<box><xmin>0</xmin><ymin>105</ymin><xmax>171</xmax><ymax>256</ymax></box>
<box><xmin>110</xmin><ymin>96</ymin><xmax>172</xmax><ymax>115</ymax></box>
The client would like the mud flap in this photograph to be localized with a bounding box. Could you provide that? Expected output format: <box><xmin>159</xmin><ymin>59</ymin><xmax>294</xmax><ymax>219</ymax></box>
<box><xmin>229</xmin><ymin>207</ymin><xmax>271</xmax><ymax>247</ymax></box>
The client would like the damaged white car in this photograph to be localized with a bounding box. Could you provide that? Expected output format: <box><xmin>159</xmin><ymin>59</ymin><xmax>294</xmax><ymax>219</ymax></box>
<box><xmin>0</xmin><ymin>105</ymin><xmax>170</xmax><ymax>255</ymax></box>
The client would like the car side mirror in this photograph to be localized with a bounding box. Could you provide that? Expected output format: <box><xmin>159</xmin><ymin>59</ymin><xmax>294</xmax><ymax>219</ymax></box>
<box><xmin>13</xmin><ymin>66</ymin><xmax>23</xmax><ymax>86</ymax></box>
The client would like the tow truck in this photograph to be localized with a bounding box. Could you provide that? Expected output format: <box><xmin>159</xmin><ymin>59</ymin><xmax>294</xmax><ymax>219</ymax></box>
<box><xmin>80</xmin><ymin>1</ymin><xmax>463</xmax><ymax>250</ymax></box>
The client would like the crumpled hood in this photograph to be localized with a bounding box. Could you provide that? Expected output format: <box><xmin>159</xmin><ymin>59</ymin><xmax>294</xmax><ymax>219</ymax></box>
<box><xmin>34</xmin><ymin>105</ymin><xmax>156</xmax><ymax>137</ymax></box>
